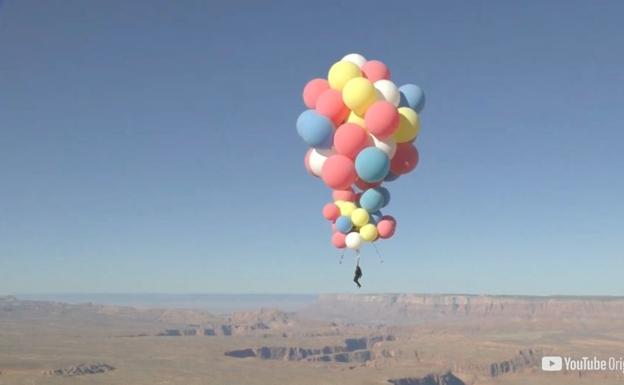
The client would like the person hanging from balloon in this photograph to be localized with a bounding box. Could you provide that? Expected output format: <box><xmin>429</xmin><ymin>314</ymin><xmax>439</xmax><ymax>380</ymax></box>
<box><xmin>354</xmin><ymin>256</ymin><xmax>363</xmax><ymax>288</ymax></box>
<box><xmin>297</xmin><ymin>53</ymin><xmax>425</xmax><ymax>287</ymax></box>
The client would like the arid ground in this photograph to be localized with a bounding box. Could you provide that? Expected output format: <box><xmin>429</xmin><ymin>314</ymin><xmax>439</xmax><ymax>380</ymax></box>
<box><xmin>2</xmin><ymin>294</ymin><xmax>624</xmax><ymax>385</ymax></box>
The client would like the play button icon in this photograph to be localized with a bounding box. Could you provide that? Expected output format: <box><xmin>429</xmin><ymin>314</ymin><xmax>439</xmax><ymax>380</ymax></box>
<box><xmin>542</xmin><ymin>356</ymin><xmax>563</xmax><ymax>371</ymax></box>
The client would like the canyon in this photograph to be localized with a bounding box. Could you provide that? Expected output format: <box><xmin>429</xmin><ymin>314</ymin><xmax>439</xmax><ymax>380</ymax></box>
<box><xmin>2</xmin><ymin>294</ymin><xmax>624</xmax><ymax>385</ymax></box>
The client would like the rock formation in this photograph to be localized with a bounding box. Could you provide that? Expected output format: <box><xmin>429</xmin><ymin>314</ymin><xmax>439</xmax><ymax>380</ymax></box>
<box><xmin>489</xmin><ymin>349</ymin><xmax>541</xmax><ymax>377</ymax></box>
<box><xmin>45</xmin><ymin>363</ymin><xmax>115</xmax><ymax>377</ymax></box>
<box><xmin>153</xmin><ymin>309</ymin><xmax>308</xmax><ymax>338</ymax></box>
<box><xmin>302</xmin><ymin>294</ymin><xmax>624</xmax><ymax>325</ymax></box>
<box><xmin>388</xmin><ymin>371</ymin><xmax>465</xmax><ymax>385</ymax></box>
<box><xmin>224</xmin><ymin>335</ymin><xmax>392</xmax><ymax>364</ymax></box>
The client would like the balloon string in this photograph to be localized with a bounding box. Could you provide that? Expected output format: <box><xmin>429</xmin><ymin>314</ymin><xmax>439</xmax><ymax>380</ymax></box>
<box><xmin>372</xmin><ymin>243</ymin><xmax>384</xmax><ymax>264</ymax></box>
<box><xmin>339</xmin><ymin>250</ymin><xmax>344</xmax><ymax>265</ymax></box>
<box><xmin>355</xmin><ymin>249</ymin><xmax>360</xmax><ymax>267</ymax></box>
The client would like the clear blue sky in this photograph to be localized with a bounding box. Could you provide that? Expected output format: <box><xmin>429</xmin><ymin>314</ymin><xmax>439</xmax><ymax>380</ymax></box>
<box><xmin>1</xmin><ymin>0</ymin><xmax>623</xmax><ymax>295</ymax></box>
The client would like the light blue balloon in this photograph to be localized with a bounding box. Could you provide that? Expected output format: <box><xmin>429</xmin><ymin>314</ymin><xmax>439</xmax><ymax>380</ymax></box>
<box><xmin>296</xmin><ymin>110</ymin><xmax>334</xmax><ymax>149</ymax></box>
<box><xmin>370</xmin><ymin>211</ymin><xmax>383</xmax><ymax>224</ymax></box>
<box><xmin>359</xmin><ymin>188</ymin><xmax>386</xmax><ymax>212</ymax></box>
<box><xmin>399</xmin><ymin>84</ymin><xmax>426</xmax><ymax>113</ymax></box>
<box><xmin>355</xmin><ymin>147</ymin><xmax>390</xmax><ymax>183</ymax></box>
<box><xmin>378</xmin><ymin>186</ymin><xmax>391</xmax><ymax>207</ymax></box>
<box><xmin>336</xmin><ymin>216</ymin><xmax>353</xmax><ymax>234</ymax></box>
<box><xmin>384</xmin><ymin>172</ymin><xmax>400</xmax><ymax>182</ymax></box>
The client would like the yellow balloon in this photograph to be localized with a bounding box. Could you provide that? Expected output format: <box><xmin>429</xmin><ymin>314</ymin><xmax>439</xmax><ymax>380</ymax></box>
<box><xmin>351</xmin><ymin>208</ymin><xmax>370</xmax><ymax>227</ymax></box>
<box><xmin>339</xmin><ymin>201</ymin><xmax>357</xmax><ymax>216</ymax></box>
<box><xmin>347</xmin><ymin>111</ymin><xmax>366</xmax><ymax>128</ymax></box>
<box><xmin>342</xmin><ymin>77</ymin><xmax>377</xmax><ymax>116</ymax></box>
<box><xmin>359</xmin><ymin>223</ymin><xmax>378</xmax><ymax>241</ymax></box>
<box><xmin>393</xmin><ymin>107</ymin><xmax>420</xmax><ymax>143</ymax></box>
<box><xmin>328</xmin><ymin>61</ymin><xmax>361</xmax><ymax>91</ymax></box>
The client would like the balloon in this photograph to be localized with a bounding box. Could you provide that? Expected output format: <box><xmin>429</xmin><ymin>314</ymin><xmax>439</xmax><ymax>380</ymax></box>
<box><xmin>342</xmin><ymin>53</ymin><xmax>366</xmax><ymax>68</ymax></box>
<box><xmin>328</xmin><ymin>61</ymin><xmax>361</xmax><ymax>91</ymax></box>
<box><xmin>377</xmin><ymin>216</ymin><xmax>396</xmax><ymax>239</ymax></box>
<box><xmin>370</xmin><ymin>211</ymin><xmax>383</xmax><ymax>224</ymax></box>
<box><xmin>364</xmin><ymin>101</ymin><xmax>399</xmax><ymax>139</ymax></box>
<box><xmin>351</xmin><ymin>208</ymin><xmax>370</xmax><ymax>227</ymax></box>
<box><xmin>354</xmin><ymin>177</ymin><xmax>381</xmax><ymax>191</ymax></box>
<box><xmin>334</xmin><ymin>123</ymin><xmax>370</xmax><ymax>160</ymax></box>
<box><xmin>303</xmin><ymin>78</ymin><xmax>330</xmax><ymax>109</ymax></box>
<box><xmin>336</xmin><ymin>216</ymin><xmax>353</xmax><ymax>234</ymax></box>
<box><xmin>391</xmin><ymin>143</ymin><xmax>419</xmax><ymax>175</ymax></box>
<box><xmin>378</xmin><ymin>186</ymin><xmax>390</xmax><ymax>207</ymax></box>
<box><xmin>359</xmin><ymin>187</ymin><xmax>386</xmax><ymax>212</ymax></box>
<box><xmin>333</xmin><ymin>200</ymin><xmax>346</xmax><ymax>214</ymax></box>
<box><xmin>321</xmin><ymin>155</ymin><xmax>357</xmax><ymax>190</ymax></box>
<box><xmin>370</xmin><ymin>134</ymin><xmax>397</xmax><ymax>158</ymax></box>
<box><xmin>383</xmin><ymin>215</ymin><xmax>396</xmax><ymax>224</ymax></box>
<box><xmin>347</xmin><ymin>110</ymin><xmax>366</xmax><ymax>127</ymax></box>
<box><xmin>374</xmin><ymin>79</ymin><xmax>400</xmax><ymax>106</ymax></box>
<box><xmin>304</xmin><ymin>149</ymin><xmax>315</xmax><ymax>176</ymax></box>
<box><xmin>361</xmin><ymin>60</ymin><xmax>390</xmax><ymax>82</ymax></box>
<box><xmin>297</xmin><ymin>55</ymin><xmax>425</xmax><ymax>254</ymax></box>
<box><xmin>333</xmin><ymin>188</ymin><xmax>357</xmax><ymax>202</ymax></box>
<box><xmin>337</xmin><ymin>201</ymin><xmax>357</xmax><ymax>216</ymax></box>
<box><xmin>399</xmin><ymin>84</ymin><xmax>426</xmax><ymax>113</ymax></box>
<box><xmin>316</xmin><ymin>89</ymin><xmax>349</xmax><ymax>126</ymax></box>
<box><xmin>296</xmin><ymin>110</ymin><xmax>334</xmax><ymax>149</ymax></box>
<box><xmin>308</xmin><ymin>148</ymin><xmax>333</xmax><ymax>177</ymax></box>
<box><xmin>393</xmin><ymin>107</ymin><xmax>420</xmax><ymax>143</ymax></box>
<box><xmin>354</xmin><ymin>147</ymin><xmax>390</xmax><ymax>183</ymax></box>
<box><xmin>331</xmin><ymin>232</ymin><xmax>346</xmax><ymax>248</ymax></box>
<box><xmin>345</xmin><ymin>231</ymin><xmax>363</xmax><ymax>249</ymax></box>
<box><xmin>322</xmin><ymin>203</ymin><xmax>341</xmax><ymax>222</ymax></box>
<box><xmin>342</xmin><ymin>77</ymin><xmax>377</xmax><ymax>116</ymax></box>
<box><xmin>384</xmin><ymin>171</ymin><xmax>400</xmax><ymax>181</ymax></box>
<box><xmin>359</xmin><ymin>223</ymin><xmax>378</xmax><ymax>241</ymax></box>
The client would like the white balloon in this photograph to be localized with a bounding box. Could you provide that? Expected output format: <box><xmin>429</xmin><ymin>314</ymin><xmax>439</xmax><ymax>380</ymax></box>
<box><xmin>345</xmin><ymin>232</ymin><xmax>363</xmax><ymax>249</ymax></box>
<box><xmin>370</xmin><ymin>134</ymin><xmax>397</xmax><ymax>158</ymax></box>
<box><xmin>374</xmin><ymin>79</ymin><xmax>400</xmax><ymax>107</ymax></box>
<box><xmin>342</xmin><ymin>53</ymin><xmax>367</xmax><ymax>69</ymax></box>
<box><xmin>308</xmin><ymin>148</ymin><xmax>334</xmax><ymax>177</ymax></box>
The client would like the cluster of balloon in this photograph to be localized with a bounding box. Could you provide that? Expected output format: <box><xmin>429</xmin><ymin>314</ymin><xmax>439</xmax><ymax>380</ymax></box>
<box><xmin>297</xmin><ymin>53</ymin><xmax>425</xmax><ymax>253</ymax></box>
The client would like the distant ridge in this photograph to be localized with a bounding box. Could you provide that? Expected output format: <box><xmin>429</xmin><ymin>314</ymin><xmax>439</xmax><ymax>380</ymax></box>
<box><xmin>300</xmin><ymin>293</ymin><xmax>624</xmax><ymax>324</ymax></box>
<box><xmin>13</xmin><ymin>293</ymin><xmax>317</xmax><ymax>312</ymax></box>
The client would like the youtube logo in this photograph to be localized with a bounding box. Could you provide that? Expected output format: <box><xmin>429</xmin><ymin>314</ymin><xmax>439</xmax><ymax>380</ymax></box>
<box><xmin>542</xmin><ymin>356</ymin><xmax>563</xmax><ymax>371</ymax></box>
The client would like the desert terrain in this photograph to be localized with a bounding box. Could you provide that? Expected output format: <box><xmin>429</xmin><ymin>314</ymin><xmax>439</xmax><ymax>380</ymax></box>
<box><xmin>2</xmin><ymin>294</ymin><xmax>624</xmax><ymax>385</ymax></box>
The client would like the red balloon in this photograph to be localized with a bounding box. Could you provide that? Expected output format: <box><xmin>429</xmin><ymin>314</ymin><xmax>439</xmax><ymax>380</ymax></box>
<box><xmin>391</xmin><ymin>143</ymin><xmax>419</xmax><ymax>175</ymax></box>
<box><xmin>354</xmin><ymin>177</ymin><xmax>381</xmax><ymax>191</ymax></box>
<box><xmin>321</xmin><ymin>155</ymin><xmax>357</xmax><ymax>190</ymax></box>
<box><xmin>334</xmin><ymin>123</ymin><xmax>370</xmax><ymax>159</ymax></box>
<box><xmin>316</xmin><ymin>89</ymin><xmax>349</xmax><ymax>126</ymax></box>
<box><xmin>382</xmin><ymin>215</ymin><xmax>396</xmax><ymax>224</ymax></box>
<box><xmin>365</xmin><ymin>101</ymin><xmax>399</xmax><ymax>138</ymax></box>
<box><xmin>303</xmin><ymin>78</ymin><xmax>330</xmax><ymax>109</ymax></box>
<box><xmin>332</xmin><ymin>232</ymin><xmax>346</xmax><ymax>248</ymax></box>
<box><xmin>322</xmin><ymin>203</ymin><xmax>341</xmax><ymax>222</ymax></box>
<box><xmin>361</xmin><ymin>60</ymin><xmax>391</xmax><ymax>82</ymax></box>
<box><xmin>377</xmin><ymin>216</ymin><xmax>396</xmax><ymax>239</ymax></box>
<box><xmin>333</xmin><ymin>188</ymin><xmax>357</xmax><ymax>202</ymax></box>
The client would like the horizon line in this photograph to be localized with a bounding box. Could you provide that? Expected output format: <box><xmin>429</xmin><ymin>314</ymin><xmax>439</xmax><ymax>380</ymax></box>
<box><xmin>7</xmin><ymin>292</ymin><xmax>624</xmax><ymax>299</ymax></box>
